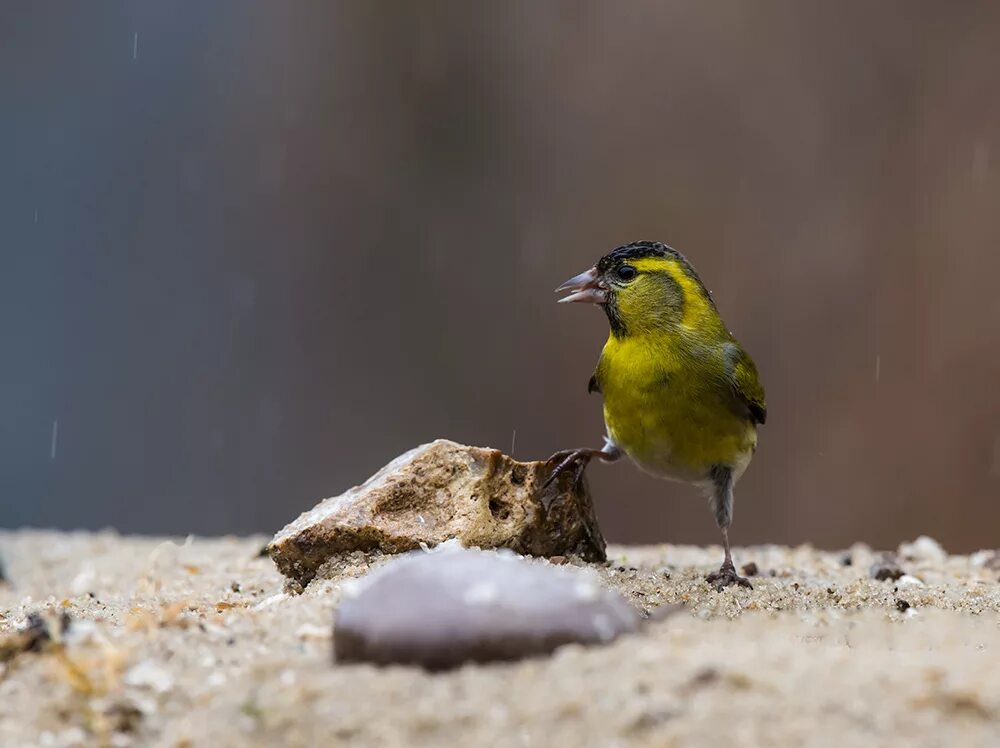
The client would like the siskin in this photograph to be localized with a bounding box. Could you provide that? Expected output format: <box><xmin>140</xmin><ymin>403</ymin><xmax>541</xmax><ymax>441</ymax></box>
<box><xmin>547</xmin><ymin>241</ymin><xmax>766</xmax><ymax>590</ymax></box>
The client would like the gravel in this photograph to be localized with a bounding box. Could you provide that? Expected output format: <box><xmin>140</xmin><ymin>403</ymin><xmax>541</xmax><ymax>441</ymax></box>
<box><xmin>1</xmin><ymin>530</ymin><xmax>998</xmax><ymax>747</ymax></box>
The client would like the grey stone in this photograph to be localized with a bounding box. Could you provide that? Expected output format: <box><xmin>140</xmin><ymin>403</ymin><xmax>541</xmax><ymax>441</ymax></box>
<box><xmin>269</xmin><ymin>440</ymin><xmax>606</xmax><ymax>585</ymax></box>
<box><xmin>333</xmin><ymin>544</ymin><xmax>641</xmax><ymax>670</ymax></box>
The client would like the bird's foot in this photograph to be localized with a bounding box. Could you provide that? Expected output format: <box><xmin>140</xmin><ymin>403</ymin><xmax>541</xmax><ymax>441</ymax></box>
<box><xmin>540</xmin><ymin>448</ymin><xmax>594</xmax><ymax>493</ymax></box>
<box><xmin>706</xmin><ymin>560</ymin><xmax>753</xmax><ymax>592</ymax></box>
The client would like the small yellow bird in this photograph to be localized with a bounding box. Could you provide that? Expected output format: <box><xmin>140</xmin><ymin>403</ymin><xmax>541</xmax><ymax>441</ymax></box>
<box><xmin>546</xmin><ymin>241</ymin><xmax>766</xmax><ymax>590</ymax></box>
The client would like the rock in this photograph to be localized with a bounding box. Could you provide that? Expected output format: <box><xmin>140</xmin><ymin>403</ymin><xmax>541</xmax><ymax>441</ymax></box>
<box><xmin>898</xmin><ymin>536</ymin><xmax>947</xmax><ymax>564</ymax></box>
<box><xmin>269</xmin><ymin>440</ymin><xmax>607</xmax><ymax>585</ymax></box>
<box><xmin>124</xmin><ymin>659</ymin><xmax>175</xmax><ymax>694</ymax></box>
<box><xmin>741</xmin><ymin>561</ymin><xmax>759</xmax><ymax>577</ymax></box>
<box><xmin>333</xmin><ymin>543</ymin><xmax>641</xmax><ymax>670</ymax></box>
<box><xmin>870</xmin><ymin>560</ymin><xmax>904</xmax><ymax>582</ymax></box>
<box><xmin>968</xmin><ymin>550</ymin><xmax>995</xmax><ymax>568</ymax></box>
<box><xmin>0</xmin><ymin>611</ymin><xmax>69</xmax><ymax>664</ymax></box>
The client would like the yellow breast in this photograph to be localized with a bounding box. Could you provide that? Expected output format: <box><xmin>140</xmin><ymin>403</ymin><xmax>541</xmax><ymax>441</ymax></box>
<box><xmin>598</xmin><ymin>332</ymin><xmax>757</xmax><ymax>482</ymax></box>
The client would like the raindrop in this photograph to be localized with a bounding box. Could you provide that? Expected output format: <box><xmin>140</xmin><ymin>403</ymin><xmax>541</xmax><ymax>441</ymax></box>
<box><xmin>132</xmin><ymin>32</ymin><xmax>139</xmax><ymax>61</ymax></box>
<box><xmin>50</xmin><ymin>419</ymin><xmax>59</xmax><ymax>460</ymax></box>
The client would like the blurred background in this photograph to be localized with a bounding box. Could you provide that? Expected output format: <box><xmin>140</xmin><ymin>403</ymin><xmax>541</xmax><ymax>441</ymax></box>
<box><xmin>2</xmin><ymin>2</ymin><xmax>999</xmax><ymax>551</ymax></box>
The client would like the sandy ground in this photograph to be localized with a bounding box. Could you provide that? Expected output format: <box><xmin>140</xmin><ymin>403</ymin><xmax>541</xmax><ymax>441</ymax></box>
<box><xmin>1</xmin><ymin>531</ymin><xmax>999</xmax><ymax>747</ymax></box>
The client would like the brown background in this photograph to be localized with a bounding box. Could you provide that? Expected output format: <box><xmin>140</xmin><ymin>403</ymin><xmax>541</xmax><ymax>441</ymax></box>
<box><xmin>2</xmin><ymin>2</ymin><xmax>999</xmax><ymax>551</ymax></box>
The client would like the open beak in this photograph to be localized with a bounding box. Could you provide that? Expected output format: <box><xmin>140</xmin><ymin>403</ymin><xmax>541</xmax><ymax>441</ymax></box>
<box><xmin>555</xmin><ymin>266</ymin><xmax>607</xmax><ymax>304</ymax></box>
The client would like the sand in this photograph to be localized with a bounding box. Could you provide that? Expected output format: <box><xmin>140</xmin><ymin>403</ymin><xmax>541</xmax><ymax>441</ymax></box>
<box><xmin>1</xmin><ymin>530</ymin><xmax>998</xmax><ymax>747</ymax></box>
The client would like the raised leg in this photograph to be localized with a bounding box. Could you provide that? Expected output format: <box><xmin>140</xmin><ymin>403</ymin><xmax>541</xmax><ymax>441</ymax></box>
<box><xmin>705</xmin><ymin>466</ymin><xmax>752</xmax><ymax>591</ymax></box>
<box><xmin>541</xmin><ymin>438</ymin><xmax>621</xmax><ymax>492</ymax></box>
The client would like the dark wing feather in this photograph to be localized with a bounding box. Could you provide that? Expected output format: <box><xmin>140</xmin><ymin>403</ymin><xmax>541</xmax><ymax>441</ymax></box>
<box><xmin>723</xmin><ymin>343</ymin><xmax>767</xmax><ymax>425</ymax></box>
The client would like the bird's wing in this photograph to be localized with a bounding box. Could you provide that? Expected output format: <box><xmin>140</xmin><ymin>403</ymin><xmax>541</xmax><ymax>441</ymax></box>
<box><xmin>588</xmin><ymin>356</ymin><xmax>604</xmax><ymax>394</ymax></box>
<box><xmin>724</xmin><ymin>343</ymin><xmax>767</xmax><ymax>425</ymax></box>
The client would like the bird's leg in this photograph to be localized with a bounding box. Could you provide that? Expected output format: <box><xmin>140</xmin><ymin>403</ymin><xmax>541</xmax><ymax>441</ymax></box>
<box><xmin>541</xmin><ymin>438</ymin><xmax>621</xmax><ymax>492</ymax></box>
<box><xmin>706</xmin><ymin>528</ymin><xmax>751</xmax><ymax>591</ymax></box>
<box><xmin>705</xmin><ymin>466</ymin><xmax>752</xmax><ymax>591</ymax></box>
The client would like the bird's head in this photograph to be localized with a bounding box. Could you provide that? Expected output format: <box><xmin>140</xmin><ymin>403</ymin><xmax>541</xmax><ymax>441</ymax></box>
<box><xmin>555</xmin><ymin>241</ymin><xmax>717</xmax><ymax>337</ymax></box>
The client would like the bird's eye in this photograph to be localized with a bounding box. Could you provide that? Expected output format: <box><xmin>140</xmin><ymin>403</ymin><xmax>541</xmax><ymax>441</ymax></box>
<box><xmin>616</xmin><ymin>265</ymin><xmax>637</xmax><ymax>282</ymax></box>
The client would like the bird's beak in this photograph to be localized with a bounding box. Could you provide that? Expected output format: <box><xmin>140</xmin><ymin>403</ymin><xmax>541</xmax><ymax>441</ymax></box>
<box><xmin>555</xmin><ymin>266</ymin><xmax>607</xmax><ymax>304</ymax></box>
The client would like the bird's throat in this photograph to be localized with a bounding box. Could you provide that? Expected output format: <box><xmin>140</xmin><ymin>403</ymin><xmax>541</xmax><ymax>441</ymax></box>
<box><xmin>601</xmin><ymin>300</ymin><xmax>629</xmax><ymax>338</ymax></box>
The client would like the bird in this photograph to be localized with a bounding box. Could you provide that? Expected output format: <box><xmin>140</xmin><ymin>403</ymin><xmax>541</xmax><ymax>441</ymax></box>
<box><xmin>545</xmin><ymin>240</ymin><xmax>766</xmax><ymax>590</ymax></box>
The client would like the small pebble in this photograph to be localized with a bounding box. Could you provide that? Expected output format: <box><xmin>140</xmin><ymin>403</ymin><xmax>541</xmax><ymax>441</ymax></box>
<box><xmin>124</xmin><ymin>659</ymin><xmax>175</xmax><ymax>694</ymax></box>
<box><xmin>870</xmin><ymin>562</ymin><xmax>904</xmax><ymax>582</ymax></box>
<box><xmin>968</xmin><ymin>550</ymin><xmax>994</xmax><ymax>568</ymax></box>
<box><xmin>741</xmin><ymin>562</ymin><xmax>759</xmax><ymax>577</ymax></box>
<box><xmin>898</xmin><ymin>536</ymin><xmax>947</xmax><ymax>564</ymax></box>
<box><xmin>102</xmin><ymin>700</ymin><xmax>143</xmax><ymax>734</ymax></box>
<box><xmin>688</xmin><ymin>667</ymin><xmax>720</xmax><ymax>687</ymax></box>
<box><xmin>0</xmin><ymin>612</ymin><xmax>59</xmax><ymax>659</ymax></box>
<box><xmin>895</xmin><ymin>600</ymin><xmax>911</xmax><ymax>613</ymax></box>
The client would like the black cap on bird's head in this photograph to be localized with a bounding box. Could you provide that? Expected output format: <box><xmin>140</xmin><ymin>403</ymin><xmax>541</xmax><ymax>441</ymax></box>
<box><xmin>595</xmin><ymin>241</ymin><xmax>685</xmax><ymax>275</ymax></box>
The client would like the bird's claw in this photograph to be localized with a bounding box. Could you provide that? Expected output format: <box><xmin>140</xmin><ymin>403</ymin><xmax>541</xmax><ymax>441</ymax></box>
<box><xmin>706</xmin><ymin>561</ymin><xmax>753</xmax><ymax>592</ymax></box>
<box><xmin>540</xmin><ymin>448</ymin><xmax>593</xmax><ymax>493</ymax></box>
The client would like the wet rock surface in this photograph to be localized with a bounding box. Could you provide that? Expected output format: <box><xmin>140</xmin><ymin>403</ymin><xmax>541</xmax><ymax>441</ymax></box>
<box><xmin>269</xmin><ymin>440</ymin><xmax>606</xmax><ymax>585</ymax></box>
<box><xmin>333</xmin><ymin>544</ymin><xmax>641</xmax><ymax>669</ymax></box>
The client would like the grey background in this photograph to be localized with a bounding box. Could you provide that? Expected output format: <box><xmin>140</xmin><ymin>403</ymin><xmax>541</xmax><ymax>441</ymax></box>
<box><xmin>2</xmin><ymin>2</ymin><xmax>999</xmax><ymax>551</ymax></box>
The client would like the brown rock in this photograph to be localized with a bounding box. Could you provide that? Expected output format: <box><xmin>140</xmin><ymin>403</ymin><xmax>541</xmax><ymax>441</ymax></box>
<box><xmin>268</xmin><ymin>440</ymin><xmax>606</xmax><ymax>585</ymax></box>
<box><xmin>870</xmin><ymin>560</ymin><xmax>904</xmax><ymax>582</ymax></box>
<box><xmin>333</xmin><ymin>544</ymin><xmax>640</xmax><ymax>670</ymax></box>
<box><xmin>0</xmin><ymin>611</ymin><xmax>69</xmax><ymax>664</ymax></box>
